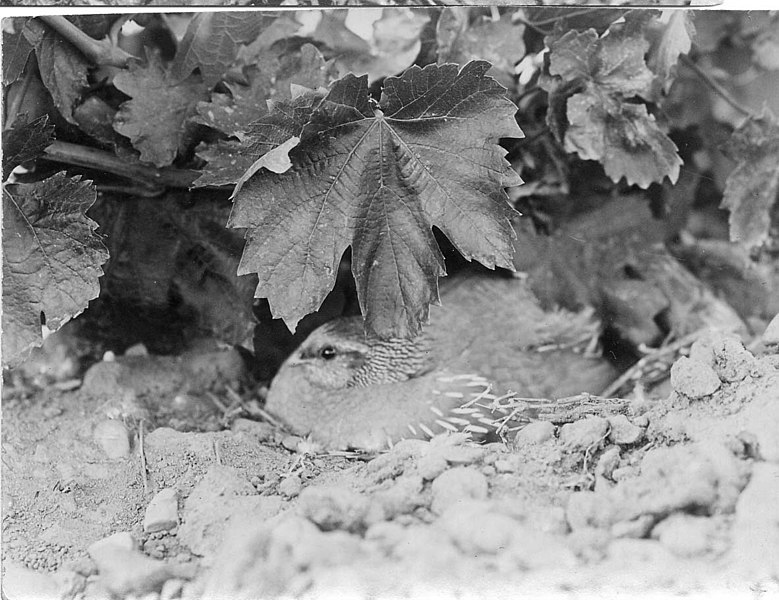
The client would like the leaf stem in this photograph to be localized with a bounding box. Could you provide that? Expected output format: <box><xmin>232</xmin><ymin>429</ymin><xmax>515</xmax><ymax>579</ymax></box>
<box><xmin>37</xmin><ymin>16</ymin><xmax>136</xmax><ymax>68</ymax></box>
<box><xmin>43</xmin><ymin>141</ymin><xmax>201</xmax><ymax>191</ymax></box>
<box><xmin>512</xmin><ymin>16</ymin><xmax>550</xmax><ymax>37</ymax></box>
<box><xmin>679</xmin><ymin>54</ymin><xmax>755</xmax><ymax>121</ymax></box>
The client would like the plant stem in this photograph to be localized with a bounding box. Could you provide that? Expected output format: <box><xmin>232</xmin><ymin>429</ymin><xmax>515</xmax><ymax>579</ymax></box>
<box><xmin>529</xmin><ymin>8</ymin><xmax>606</xmax><ymax>28</ymax></box>
<box><xmin>37</xmin><ymin>16</ymin><xmax>136</xmax><ymax>68</ymax></box>
<box><xmin>680</xmin><ymin>54</ymin><xmax>755</xmax><ymax>121</ymax></box>
<box><xmin>43</xmin><ymin>141</ymin><xmax>202</xmax><ymax>191</ymax></box>
<box><xmin>512</xmin><ymin>16</ymin><xmax>549</xmax><ymax>37</ymax></box>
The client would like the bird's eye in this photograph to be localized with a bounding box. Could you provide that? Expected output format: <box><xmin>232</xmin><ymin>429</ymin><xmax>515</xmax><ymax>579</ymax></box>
<box><xmin>319</xmin><ymin>345</ymin><xmax>337</xmax><ymax>360</ymax></box>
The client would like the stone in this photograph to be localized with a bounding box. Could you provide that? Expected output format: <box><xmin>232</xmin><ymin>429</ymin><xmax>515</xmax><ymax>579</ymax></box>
<box><xmin>607</xmin><ymin>414</ymin><xmax>644</xmax><ymax>445</ymax></box>
<box><xmin>729</xmin><ymin>462</ymin><xmax>779</xmax><ymax>579</ymax></box>
<box><xmin>652</xmin><ymin>514</ymin><xmax>718</xmax><ymax>558</ymax></box>
<box><xmin>93</xmin><ymin>420</ymin><xmax>131</xmax><ymax>459</ymax></box>
<box><xmin>514</xmin><ymin>421</ymin><xmax>555</xmax><ymax>445</ymax></box>
<box><xmin>278</xmin><ymin>474</ymin><xmax>303</xmax><ymax>498</ymax></box>
<box><xmin>297</xmin><ymin>486</ymin><xmax>370</xmax><ymax>533</ymax></box>
<box><xmin>143</xmin><ymin>488</ymin><xmax>178</xmax><ymax>533</ymax></box>
<box><xmin>559</xmin><ymin>417</ymin><xmax>610</xmax><ymax>452</ymax></box>
<box><xmin>438</xmin><ymin>501</ymin><xmax>520</xmax><ymax>554</ymax></box>
<box><xmin>430</xmin><ymin>467</ymin><xmax>488</xmax><ymax>515</ymax></box>
<box><xmin>669</xmin><ymin>356</ymin><xmax>721</xmax><ymax>399</ymax></box>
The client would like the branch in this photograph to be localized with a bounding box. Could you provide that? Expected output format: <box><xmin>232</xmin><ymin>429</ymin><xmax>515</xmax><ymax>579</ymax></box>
<box><xmin>43</xmin><ymin>141</ymin><xmax>202</xmax><ymax>191</ymax></box>
<box><xmin>680</xmin><ymin>54</ymin><xmax>756</xmax><ymax>121</ymax></box>
<box><xmin>37</xmin><ymin>16</ymin><xmax>136</xmax><ymax>68</ymax></box>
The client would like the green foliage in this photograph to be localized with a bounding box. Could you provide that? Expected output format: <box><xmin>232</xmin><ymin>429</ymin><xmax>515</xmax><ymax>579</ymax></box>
<box><xmin>2</xmin><ymin>8</ymin><xmax>778</xmax><ymax>366</ymax></box>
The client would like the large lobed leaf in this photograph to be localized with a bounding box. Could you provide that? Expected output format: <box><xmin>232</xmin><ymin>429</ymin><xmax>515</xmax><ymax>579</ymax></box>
<box><xmin>721</xmin><ymin>115</ymin><xmax>779</xmax><ymax>249</ymax></box>
<box><xmin>230</xmin><ymin>61</ymin><xmax>523</xmax><ymax>338</ymax></box>
<box><xmin>2</xmin><ymin>172</ymin><xmax>109</xmax><ymax>366</ymax></box>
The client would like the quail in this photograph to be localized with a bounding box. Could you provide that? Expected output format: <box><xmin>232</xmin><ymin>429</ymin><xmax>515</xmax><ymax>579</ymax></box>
<box><xmin>265</xmin><ymin>275</ymin><xmax>618</xmax><ymax>450</ymax></box>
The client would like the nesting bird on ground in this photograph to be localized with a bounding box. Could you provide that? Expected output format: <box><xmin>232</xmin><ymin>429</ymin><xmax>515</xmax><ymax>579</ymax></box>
<box><xmin>265</xmin><ymin>275</ymin><xmax>618</xmax><ymax>450</ymax></box>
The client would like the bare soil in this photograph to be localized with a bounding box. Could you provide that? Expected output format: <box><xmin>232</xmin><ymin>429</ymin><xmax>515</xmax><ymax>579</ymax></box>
<box><xmin>2</xmin><ymin>329</ymin><xmax>778</xmax><ymax>599</ymax></box>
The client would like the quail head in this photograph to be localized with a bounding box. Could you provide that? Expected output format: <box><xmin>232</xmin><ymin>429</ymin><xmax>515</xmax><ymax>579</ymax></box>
<box><xmin>265</xmin><ymin>275</ymin><xmax>618</xmax><ymax>451</ymax></box>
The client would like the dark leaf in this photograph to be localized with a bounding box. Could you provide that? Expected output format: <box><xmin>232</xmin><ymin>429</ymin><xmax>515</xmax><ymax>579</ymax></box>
<box><xmin>547</xmin><ymin>24</ymin><xmax>654</xmax><ymax>99</ymax></box>
<box><xmin>647</xmin><ymin>12</ymin><xmax>695</xmax><ymax>93</ymax></box>
<box><xmin>721</xmin><ymin>115</ymin><xmax>779</xmax><ymax>248</ymax></box>
<box><xmin>311</xmin><ymin>11</ymin><xmax>371</xmax><ymax>58</ymax></box>
<box><xmin>67</xmin><ymin>15</ymin><xmax>115</xmax><ymax>40</ymax></box>
<box><xmin>541</xmin><ymin>14</ymin><xmax>681</xmax><ymax>188</ymax></box>
<box><xmin>22</xmin><ymin>18</ymin><xmax>90</xmax><ymax>125</ymax></box>
<box><xmin>113</xmin><ymin>52</ymin><xmax>209</xmax><ymax>167</ymax></box>
<box><xmin>229</xmin><ymin>61</ymin><xmax>523</xmax><ymax>338</ymax></box>
<box><xmin>273</xmin><ymin>43</ymin><xmax>338</xmax><ymax>99</ymax></box>
<box><xmin>565</xmin><ymin>93</ymin><xmax>682</xmax><ymax>188</ymax></box>
<box><xmin>564</xmin><ymin>91</ymin><xmax>681</xmax><ymax>188</ymax></box>
<box><xmin>522</xmin><ymin>8</ymin><xmax>631</xmax><ymax>35</ymax></box>
<box><xmin>171</xmin><ymin>12</ymin><xmax>271</xmax><ymax>88</ymax></box>
<box><xmin>436</xmin><ymin>11</ymin><xmax>525</xmax><ymax>89</ymax></box>
<box><xmin>193</xmin><ymin>88</ymin><xmax>325</xmax><ymax>188</ymax></box>
<box><xmin>3</xmin><ymin>20</ymin><xmax>33</xmax><ymax>85</ymax></box>
<box><xmin>2</xmin><ymin>114</ymin><xmax>54</xmax><ymax>179</ymax></box>
<box><xmin>752</xmin><ymin>16</ymin><xmax>779</xmax><ymax>71</ymax></box>
<box><xmin>327</xmin><ymin>8</ymin><xmax>430</xmax><ymax>82</ymax></box>
<box><xmin>2</xmin><ymin>172</ymin><xmax>108</xmax><ymax>367</ymax></box>
<box><xmin>73</xmin><ymin>96</ymin><xmax>123</xmax><ymax>147</ymax></box>
<box><xmin>193</xmin><ymin>77</ymin><xmax>270</xmax><ymax>140</ymax></box>
<box><xmin>194</xmin><ymin>141</ymin><xmax>254</xmax><ymax>188</ymax></box>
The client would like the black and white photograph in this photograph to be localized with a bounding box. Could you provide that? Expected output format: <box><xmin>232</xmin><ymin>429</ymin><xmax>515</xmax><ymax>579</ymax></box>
<box><xmin>1</xmin><ymin>3</ymin><xmax>778</xmax><ymax>599</ymax></box>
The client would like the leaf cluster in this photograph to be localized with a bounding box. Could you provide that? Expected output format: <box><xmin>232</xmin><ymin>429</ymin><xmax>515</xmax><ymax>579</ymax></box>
<box><xmin>2</xmin><ymin>9</ymin><xmax>778</xmax><ymax>367</ymax></box>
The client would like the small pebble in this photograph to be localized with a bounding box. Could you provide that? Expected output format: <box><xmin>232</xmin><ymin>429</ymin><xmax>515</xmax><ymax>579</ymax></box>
<box><xmin>430</xmin><ymin>466</ymin><xmax>488</xmax><ymax>515</ymax></box>
<box><xmin>514</xmin><ymin>421</ymin><xmax>555</xmax><ymax>445</ymax></box>
<box><xmin>652</xmin><ymin>514</ymin><xmax>717</xmax><ymax>557</ymax></box>
<box><xmin>278</xmin><ymin>474</ymin><xmax>303</xmax><ymax>498</ymax></box>
<box><xmin>297</xmin><ymin>486</ymin><xmax>369</xmax><ymax>532</ymax></box>
<box><xmin>494</xmin><ymin>458</ymin><xmax>518</xmax><ymax>473</ymax></box>
<box><xmin>712</xmin><ymin>337</ymin><xmax>754</xmax><ymax>383</ymax></box>
<box><xmin>762</xmin><ymin>313</ymin><xmax>779</xmax><ymax>347</ymax></box>
<box><xmin>730</xmin><ymin>462</ymin><xmax>779</xmax><ymax>578</ymax></box>
<box><xmin>143</xmin><ymin>489</ymin><xmax>178</xmax><ymax>533</ymax></box>
<box><xmin>559</xmin><ymin>417</ymin><xmax>609</xmax><ymax>452</ymax></box>
<box><xmin>124</xmin><ymin>343</ymin><xmax>149</xmax><ymax>357</ymax></box>
<box><xmin>595</xmin><ymin>447</ymin><xmax>621</xmax><ymax>481</ymax></box>
<box><xmin>87</xmin><ymin>532</ymin><xmax>135</xmax><ymax>556</ymax></box>
<box><xmin>93</xmin><ymin>420</ymin><xmax>131</xmax><ymax>459</ymax></box>
<box><xmin>669</xmin><ymin>356</ymin><xmax>721</xmax><ymax>399</ymax></box>
<box><xmin>160</xmin><ymin>578</ymin><xmax>184</xmax><ymax>600</ymax></box>
<box><xmin>416</xmin><ymin>455</ymin><xmax>448</xmax><ymax>481</ymax></box>
<box><xmin>438</xmin><ymin>501</ymin><xmax>519</xmax><ymax>554</ymax></box>
<box><xmin>281</xmin><ymin>435</ymin><xmax>304</xmax><ymax>452</ymax></box>
<box><xmin>607</xmin><ymin>415</ymin><xmax>644</xmax><ymax>445</ymax></box>
<box><xmin>231</xmin><ymin>419</ymin><xmax>274</xmax><ymax>442</ymax></box>
<box><xmin>441</xmin><ymin>445</ymin><xmax>484</xmax><ymax>465</ymax></box>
